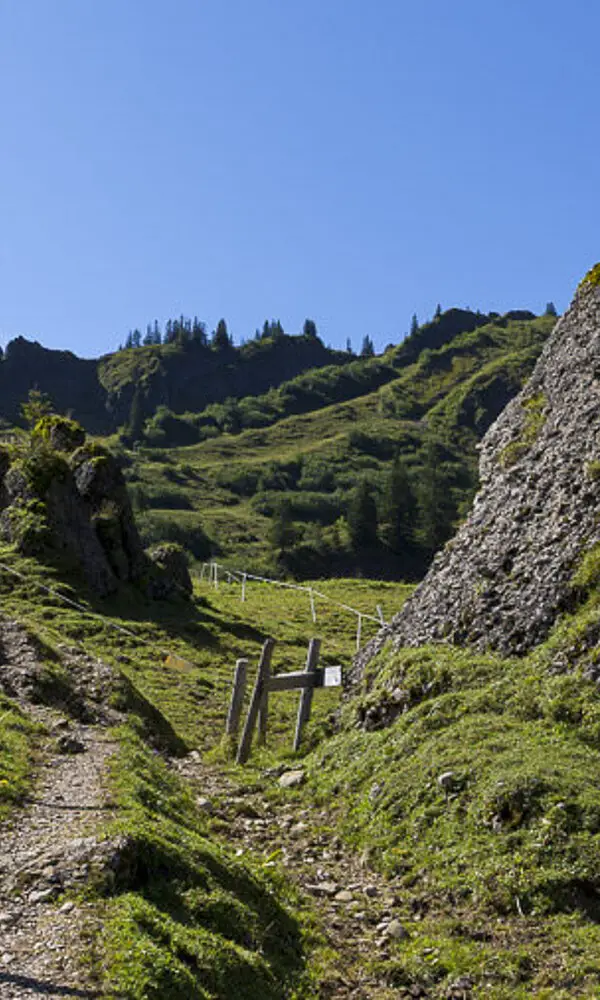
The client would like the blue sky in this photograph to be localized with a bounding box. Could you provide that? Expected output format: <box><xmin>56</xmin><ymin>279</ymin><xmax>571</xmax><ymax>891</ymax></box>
<box><xmin>1</xmin><ymin>1</ymin><xmax>598</xmax><ymax>357</ymax></box>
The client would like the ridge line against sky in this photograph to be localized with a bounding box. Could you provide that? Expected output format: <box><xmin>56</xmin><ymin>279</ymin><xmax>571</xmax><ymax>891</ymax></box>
<box><xmin>1</xmin><ymin>0</ymin><xmax>598</xmax><ymax>358</ymax></box>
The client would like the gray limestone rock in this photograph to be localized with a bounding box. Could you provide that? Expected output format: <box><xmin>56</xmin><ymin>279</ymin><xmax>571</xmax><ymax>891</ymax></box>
<box><xmin>350</xmin><ymin>275</ymin><xmax>600</xmax><ymax>714</ymax></box>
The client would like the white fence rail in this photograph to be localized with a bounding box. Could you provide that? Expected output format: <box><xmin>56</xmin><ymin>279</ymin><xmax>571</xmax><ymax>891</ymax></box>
<box><xmin>198</xmin><ymin>561</ymin><xmax>387</xmax><ymax>652</ymax></box>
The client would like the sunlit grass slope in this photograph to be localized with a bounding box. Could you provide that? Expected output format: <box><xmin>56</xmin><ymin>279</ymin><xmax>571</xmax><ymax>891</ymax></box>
<box><xmin>121</xmin><ymin>314</ymin><xmax>555</xmax><ymax>575</ymax></box>
<box><xmin>301</xmin><ymin>577</ymin><xmax>600</xmax><ymax>997</ymax></box>
<box><xmin>0</xmin><ymin>547</ymin><xmax>413</xmax><ymax>998</ymax></box>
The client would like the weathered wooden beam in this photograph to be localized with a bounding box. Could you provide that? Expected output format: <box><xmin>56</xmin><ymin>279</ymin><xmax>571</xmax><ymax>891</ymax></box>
<box><xmin>293</xmin><ymin>638</ymin><xmax>321</xmax><ymax>752</ymax></box>
<box><xmin>236</xmin><ymin>638</ymin><xmax>275</xmax><ymax>764</ymax></box>
<box><xmin>269</xmin><ymin>670</ymin><xmax>318</xmax><ymax>693</ymax></box>
<box><xmin>226</xmin><ymin>658</ymin><xmax>248</xmax><ymax>737</ymax></box>
<box><xmin>268</xmin><ymin>665</ymin><xmax>342</xmax><ymax>693</ymax></box>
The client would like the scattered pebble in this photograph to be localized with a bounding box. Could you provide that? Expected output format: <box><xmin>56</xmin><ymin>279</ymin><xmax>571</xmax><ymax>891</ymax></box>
<box><xmin>306</xmin><ymin>881</ymin><xmax>338</xmax><ymax>897</ymax></box>
<box><xmin>29</xmin><ymin>888</ymin><xmax>55</xmax><ymax>904</ymax></box>
<box><xmin>279</xmin><ymin>770</ymin><xmax>305</xmax><ymax>789</ymax></box>
<box><xmin>386</xmin><ymin>918</ymin><xmax>409</xmax><ymax>940</ymax></box>
<box><xmin>438</xmin><ymin>770</ymin><xmax>456</xmax><ymax>790</ymax></box>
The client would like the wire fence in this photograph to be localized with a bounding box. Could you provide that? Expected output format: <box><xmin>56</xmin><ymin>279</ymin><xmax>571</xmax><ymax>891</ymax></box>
<box><xmin>197</xmin><ymin>561</ymin><xmax>387</xmax><ymax>652</ymax></box>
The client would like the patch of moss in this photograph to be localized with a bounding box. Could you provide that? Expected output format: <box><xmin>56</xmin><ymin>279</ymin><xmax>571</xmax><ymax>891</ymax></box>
<box><xmin>0</xmin><ymin>694</ymin><xmax>38</xmax><ymax>819</ymax></box>
<box><xmin>14</xmin><ymin>446</ymin><xmax>70</xmax><ymax>496</ymax></box>
<box><xmin>499</xmin><ymin>392</ymin><xmax>547</xmax><ymax>468</ymax></box>
<box><xmin>4</xmin><ymin>498</ymin><xmax>52</xmax><ymax>553</ymax></box>
<box><xmin>98</xmin><ymin>722</ymin><xmax>315</xmax><ymax>1000</ymax></box>
<box><xmin>571</xmin><ymin>543</ymin><xmax>600</xmax><ymax>596</ymax></box>
<box><xmin>33</xmin><ymin>414</ymin><xmax>86</xmax><ymax>453</ymax></box>
<box><xmin>579</xmin><ymin>263</ymin><xmax>600</xmax><ymax>288</ymax></box>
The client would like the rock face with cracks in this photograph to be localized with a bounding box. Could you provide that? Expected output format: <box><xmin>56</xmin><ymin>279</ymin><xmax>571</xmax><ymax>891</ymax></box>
<box><xmin>350</xmin><ymin>272</ymin><xmax>600</xmax><ymax>700</ymax></box>
<box><xmin>0</xmin><ymin>422</ymin><xmax>190</xmax><ymax>599</ymax></box>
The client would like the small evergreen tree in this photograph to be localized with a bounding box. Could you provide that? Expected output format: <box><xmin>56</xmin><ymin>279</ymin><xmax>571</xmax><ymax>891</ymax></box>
<box><xmin>410</xmin><ymin>314</ymin><xmax>419</xmax><ymax>336</ymax></box>
<box><xmin>347</xmin><ymin>479</ymin><xmax>378</xmax><ymax>550</ymax></box>
<box><xmin>418</xmin><ymin>440</ymin><xmax>455</xmax><ymax>553</ymax></box>
<box><xmin>360</xmin><ymin>335</ymin><xmax>375</xmax><ymax>357</ymax></box>
<box><xmin>545</xmin><ymin>301</ymin><xmax>558</xmax><ymax>317</ymax></box>
<box><xmin>21</xmin><ymin>388</ymin><xmax>53</xmax><ymax>429</ymax></box>
<box><xmin>212</xmin><ymin>319</ymin><xmax>231</xmax><ymax>352</ymax></box>
<box><xmin>303</xmin><ymin>318</ymin><xmax>318</xmax><ymax>339</ymax></box>
<box><xmin>268</xmin><ymin>498</ymin><xmax>296</xmax><ymax>555</ymax></box>
<box><xmin>434</xmin><ymin>303</ymin><xmax>442</xmax><ymax>319</ymax></box>
<box><xmin>346</xmin><ymin>337</ymin><xmax>353</xmax><ymax>354</ymax></box>
<box><xmin>380</xmin><ymin>456</ymin><xmax>417</xmax><ymax>553</ymax></box>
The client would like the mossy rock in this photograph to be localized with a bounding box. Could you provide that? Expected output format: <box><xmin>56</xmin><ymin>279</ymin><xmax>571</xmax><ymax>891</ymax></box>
<box><xmin>146</xmin><ymin>542</ymin><xmax>193</xmax><ymax>597</ymax></box>
<box><xmin>579</xmin><ymin>263</ymin><xmax>600</xmax><ymax>289</ymax></box>
<box><xmin>0</xmin><ymin>447</ymin><xmax>10</xmax><ymax>482</ymax></box>
<box><xmin>34</xmin><ymin>415</ymin><xmax>86</xmax><ymax>454</ymax></box>
<box><xmin>0</xmin><ymin>498</ymin><xmax>52</xmax><ymax>554</ymax></box>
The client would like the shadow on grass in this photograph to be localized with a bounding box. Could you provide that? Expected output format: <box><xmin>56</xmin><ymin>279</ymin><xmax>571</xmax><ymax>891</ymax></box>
<box><xmin>112</xmin><ymin>833</ymin><xmax>307</xmax><ymax>1000</ymax></box>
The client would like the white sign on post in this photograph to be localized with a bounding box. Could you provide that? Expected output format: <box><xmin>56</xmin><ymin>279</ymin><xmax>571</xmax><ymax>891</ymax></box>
<box><xmin>323</xmin><ymin>665</ymin><xmax>342</xmax><ymax>688</ymax></box>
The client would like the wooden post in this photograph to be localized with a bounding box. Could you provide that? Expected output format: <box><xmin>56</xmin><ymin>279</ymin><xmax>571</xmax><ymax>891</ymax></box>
<box><xmin>308</xmin><ymin>587</ymin><xmax>317</xmax><ymax>624</ymax></box>
<box><xmin>376</xmin><ymin>604</ymin><xmax>385</xmax><ymax>625</ymax></box>
<box><xmin>356</xmin><ymin>614</ymin><xmax>362</xmax><ymax>652</ymax></box>
<box><xmin>257</xmin><ymin>643</ymin><xmax>273</xmax><ymax>747</ymax></box>
<box><xmin>293</xmin><ymin>638</ymin><xmax>321</xmax><ymax>752</ymax></box>
<box><xmin>226</xmin><ymin>658</ymin><xmax>248</xmax><ymax>737</ymax></box>
<box><xmin>241</xmin><ymin>573</ymin><xmax>247</xmax><ymax>602</ymax></box>
<box><xmin>213</xmin><ymin>563</ymin><xmax>219</xmax><ymax>590</ymax></box>
<box><xmin>237</xmin><ymin>639</ymin><xmax>275</xmax><ymax>764</ymax></box>
<box><xmin>199</xmin><ymin>563</ymin><xmax>206</xmax><ymax>582</ymax></box>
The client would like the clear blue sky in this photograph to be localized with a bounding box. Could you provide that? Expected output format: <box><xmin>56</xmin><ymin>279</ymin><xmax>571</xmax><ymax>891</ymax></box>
<box><xmin>1</xmin><ymin>1</ymin><xmax>598</xmax><ymax>357</ymax></box>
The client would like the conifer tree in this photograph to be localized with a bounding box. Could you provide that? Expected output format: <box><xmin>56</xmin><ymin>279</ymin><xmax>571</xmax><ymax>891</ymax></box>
<box><xmin>303</xmin><ymin>318</ymin><xmax>318</xmax><ymax>339</ymax></box>
<box><xmin>212</xmin><ymin>319</ymin><xmax>231</xmax><ymax>351</ymax></box>
<box><xmin>21</xmin><ymin>388</ymin><xmax>53</xmax><ymax>429</ymax></box>
<box><xmin>418</xmin><ymin>440</ymin><xmax>455</xmax><ymax>553</ymax></box>
<box><xmin>360</xmin><ymin>335</ymin><xmax>375</xmax><ymax>357</ymax></box>
<box><xmin>347</xmin><ymin>479</ymin><xmax>378</xmax><ymax>550</ymax></box>
<box><xmin>268</xmin><ymin>498</ymin><xmax>296</xmax><ymax>554</ymax></box>
<box><xmin>380</xmin><ymin>456</ymin><xmax>417</xmax><ymax>553</ymax></box>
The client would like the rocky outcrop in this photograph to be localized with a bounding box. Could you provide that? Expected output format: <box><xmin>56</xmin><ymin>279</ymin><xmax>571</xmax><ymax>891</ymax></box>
<box><xmin>350</xmin><ymin>271</ymin><xmax>600</xmax><ymax>693</ymax></box>
<box><xmin>146</xmin><ymin>542</ymin><xmax>193</xmax><ymax>598</ymax></box>
<box><xmin>0</xmin><ymin>420</ymin><xmax>183</xmax><ymax>599</ymax></box>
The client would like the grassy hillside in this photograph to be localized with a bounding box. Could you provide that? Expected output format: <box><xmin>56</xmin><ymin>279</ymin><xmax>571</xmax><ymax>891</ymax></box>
<box><xmin>4</xmin><ymin>529</ymin><xmax>600</xmax><ymax>996</ymax></box>
<box><xmin>123</xmin><ymin>312</ymin><xmax>555</xmax><ymax>580</ymax></box>
<box><xmin>0</xmin><ymin>544</ymin><xmax>411</xmax><ymax>997</ymax></box>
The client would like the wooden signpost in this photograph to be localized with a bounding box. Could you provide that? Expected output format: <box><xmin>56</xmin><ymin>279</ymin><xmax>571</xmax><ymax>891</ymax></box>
<box><xmin>231</xmin><ymin>637</ymin><xmax>342</xmax><ymax>764</ymax></box>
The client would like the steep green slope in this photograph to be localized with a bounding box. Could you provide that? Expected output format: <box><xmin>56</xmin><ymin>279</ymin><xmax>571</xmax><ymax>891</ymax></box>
<box><xmin>301</xmin><ymin>577</ymin><xmax>600</xmax><ymax>998</ymax></box>
<box><xmin>124</xmin><ymin>313</ymin><xmax>555</xmax><ymax>579</ymax></box>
